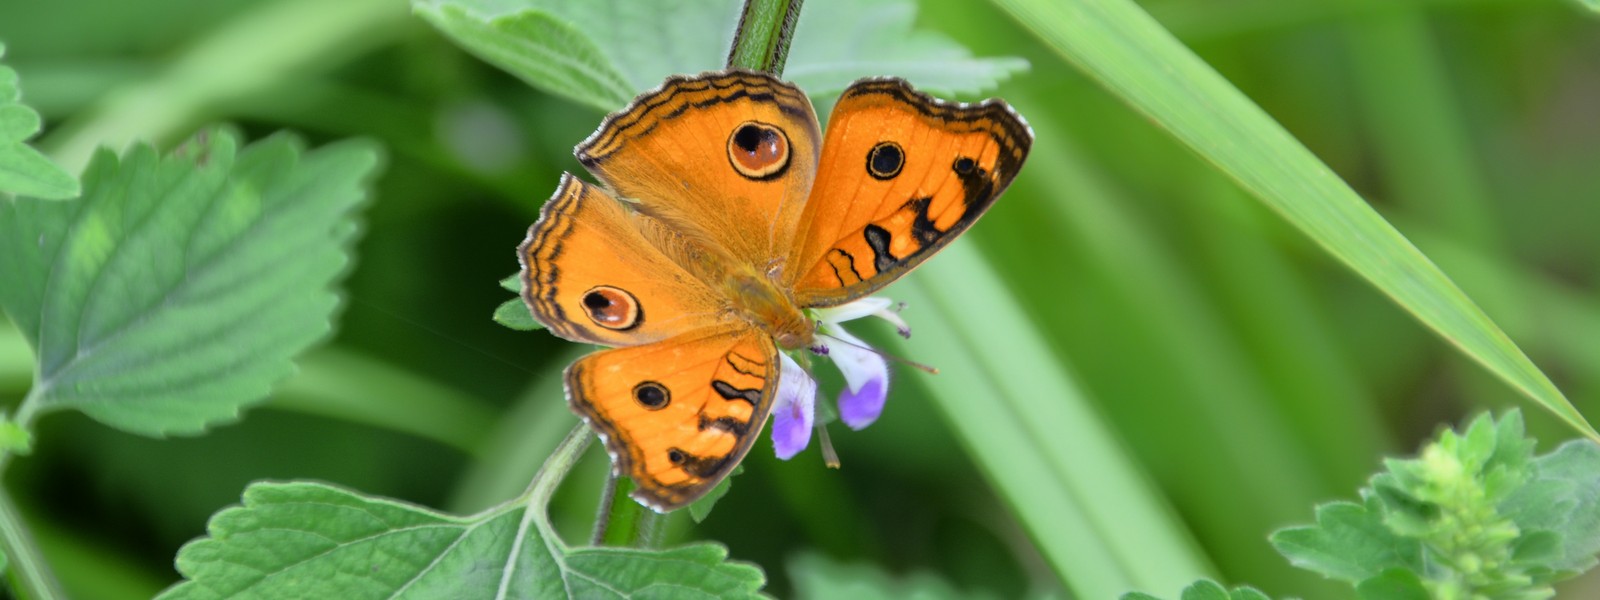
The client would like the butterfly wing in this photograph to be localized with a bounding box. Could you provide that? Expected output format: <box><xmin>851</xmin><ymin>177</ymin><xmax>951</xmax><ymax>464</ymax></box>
<box><xmin>785</xmin><ymin>78</ymin><xmax>1032</xmax><ymax>306</ymax></box>
<box><xmin>567</xmin><ymin>325</ymin><xmax>779</xmax><ymax>511</ymax></box>
<box><xmin>519</xmin><ymin>173</ymin><xmax>730</xmax><ymax>346</ymax></box>
<box><xmin>576</xmin><ymin>70</ymin><xmax>821</xmax><ymax>264</ymax></box>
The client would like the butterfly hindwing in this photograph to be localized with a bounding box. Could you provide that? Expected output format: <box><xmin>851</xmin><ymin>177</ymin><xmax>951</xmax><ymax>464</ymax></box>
<box><xmin>576</xmin><ymin>70</ymin><xmax>822</xmax><ymax>264</ymax></box>
<box><xmin>519</xmin><ymin>174</ymin><xmax>729</xmax><ymax>347</ymax></box>
<box><xmin>786</xmin><ymin>78</ymin><xmax>1033</xmax><ymax>306</ymax></box>
<box><xmin>566</xmin><ymin>325</ymin><xmax>779</xmax><ymax>511</ymax></box>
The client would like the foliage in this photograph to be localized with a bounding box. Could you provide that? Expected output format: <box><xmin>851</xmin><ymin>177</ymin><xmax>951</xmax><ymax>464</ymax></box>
<box><xmin>414</xmin><ymin>0</ymin><xmax>1027</xmax><ymax>110</ymax></box>
<box><xmin>1122</xmin><ymin>579</ymin><xmax>1273</xmax><ymax>600</ymax></box>
<box><xmin>161</xmin><ymin>481</ymin><xmax>765</xmax><ymax>599</ymax></box>
<box><xmin>0</xmin><ymin>0</ymin><xmax>1596</xmax><ymax>598</ymax></box>
<box><xmin>0</xmin><ymin>41</ymin><xmax>76</xmax><ymax>199</ymax></box>
<box><xmin>1272</xmin><ymin>411</ymin><xmax>1600</xmax><ymax>599</ymax></box>
<box><xmin>0</xmin><ymin>130</ymin><xmax>378</xmax><ymax>436</ymax></box>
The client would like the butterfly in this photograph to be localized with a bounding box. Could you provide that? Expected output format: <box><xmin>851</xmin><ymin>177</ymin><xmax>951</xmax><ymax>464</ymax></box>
<box><xmin>518</xmin><ymin>69</ymin><xmax>1031</xmax><ymax>511</ymax></box>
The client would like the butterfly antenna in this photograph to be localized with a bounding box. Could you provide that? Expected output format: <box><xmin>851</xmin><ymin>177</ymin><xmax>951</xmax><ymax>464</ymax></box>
<box><xmin>816</xmin><ymin>333</ymin><xmax>940</xmax><ymax>375</ymax></box>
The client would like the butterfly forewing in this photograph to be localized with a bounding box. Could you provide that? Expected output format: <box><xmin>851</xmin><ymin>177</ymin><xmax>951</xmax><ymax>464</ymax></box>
<box><xmin>576</xmin><ymin>70</ymin><xmax>822</xmax><ymax>265</ymax></box>
<box><xmin>566</xmin><ymin>325</ymin><xmax>779</xmax><ymax>511</ymax></box>
<box><xmin>786</xmin><ymin>78</ymin><xmax>1033</xmax><ymax>307</ymax></box>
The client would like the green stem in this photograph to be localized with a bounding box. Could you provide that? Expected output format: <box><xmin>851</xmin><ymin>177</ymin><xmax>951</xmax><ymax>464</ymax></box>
<box><xmin>525</xmin><ymin>424</ymin><xmax>594</xmax><ymax>513</ymax></box>
<box><xmin>725</xmin><ymin>0</ymin><xmax>805</xmax><ymax>75</ymax></box>
<box><xmin>0</xmin><ymin>486</ymin><xmax>65</xmax><ymax>600</ymax></box>
<box><xmin>591</xmin><ymin>474</ymin><xmax>664</xmax><ymax>548</ymax></box>
<box><xmin>591</xmin><ymin>472</ymin><xmax>620</xmax><ymax>545</ymax></box>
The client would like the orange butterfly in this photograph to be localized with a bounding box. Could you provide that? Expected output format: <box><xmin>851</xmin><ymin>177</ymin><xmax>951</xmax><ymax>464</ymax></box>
<box><xmin>519</xmin><ymin>70</ymin><xmax>1031</xmax><ymax>511</ymax></box>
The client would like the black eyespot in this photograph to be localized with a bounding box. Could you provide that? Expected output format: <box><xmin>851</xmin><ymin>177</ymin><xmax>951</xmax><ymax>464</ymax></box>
<box><xmin>953</xmin><ymin>156</ymin><xmax>976</xmax><ymax>175</ymax></box>
<box><xmin>668</xmin><ymin>449</ymin><xmax>687</xmax><ymax>465</ymax></box>
<box><xmin>580</xmin><ymin>285</ymin><xmax>641</xmax><ymax>330</ymax></box>
<box><xmin>727</xmin><ymin>121</ymin><xmax>791</xmax><ymax>180</ymax></box>
<box><xmin>867</xmin><ymin>142</ymin><xmax>904</xmax><ymax>180</ymax></box>
<box><xmin>633</xmin><ymin>381</ymin><xmax>670</xmax><ymax>409</ymax></box>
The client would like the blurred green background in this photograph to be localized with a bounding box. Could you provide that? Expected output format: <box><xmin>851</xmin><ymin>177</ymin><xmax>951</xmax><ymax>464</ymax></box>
<box><xmin>2</xmin><ymin>0</ymin><xmax>1598</xmax><ymax>598</ymax></box>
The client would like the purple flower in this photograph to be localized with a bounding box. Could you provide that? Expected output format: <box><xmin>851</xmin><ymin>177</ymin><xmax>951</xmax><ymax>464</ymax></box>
<box><xmin>771</xmin><ymin>353</ymin><xmax>816</xmax><ymax>460</ymax></box>
<box><xmin>770</xmin><ymin>297</ymin><xmax>905</xmax><ymax>459</ymax></box>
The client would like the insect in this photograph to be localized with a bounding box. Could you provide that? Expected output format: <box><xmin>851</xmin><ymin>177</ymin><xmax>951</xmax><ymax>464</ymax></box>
<box><xmin>519</xmin><ymin>69</ymin><xmax>1031</xmax><ymax>511</ymax></box>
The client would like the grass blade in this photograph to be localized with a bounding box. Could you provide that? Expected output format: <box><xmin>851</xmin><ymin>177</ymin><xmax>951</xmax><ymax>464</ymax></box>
<box><xmin>890</xmin><ymin>244</ymin><xmax>1213</xmax><ymax>598</ymax></box>
<box><xmin>988</xmin><ymin>0</ymin><xmax>1596</xmax><ymax>440</ymax></box>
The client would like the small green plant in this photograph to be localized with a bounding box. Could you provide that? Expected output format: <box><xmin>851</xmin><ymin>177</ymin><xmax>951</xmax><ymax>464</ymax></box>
<box><xmin>1126</xmin><ymin>411</ymin><xmax>1600</xmax><ymax>600</ymax></box>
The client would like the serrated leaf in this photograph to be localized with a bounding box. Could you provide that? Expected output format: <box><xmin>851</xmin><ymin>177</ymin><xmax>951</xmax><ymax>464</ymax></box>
<box><xmin>493</xmin><ymin>297</ymin><xmax>543</xmax><ymax>330</ymax></box>
<box><xmin>0</xmin><ymin>131</ymin><xmax>378</xmax><ymax>435</ymax></box>
<box><xmin>0</xmin><ymin>42</ymin><xmax>79</xmax><ymax>199</ymax></box>
<box><xmin>1502</xmin><ymin>441</ymin><xmax>1600</xmax><ymax>572</ymax></box>
<box><xmin>413</xmin><ymin>1</ymin><xmax>636</xmax><ymax>112</ymax></box>
<box><xmin>1177</xmin><ymin>581</ymin><xmax>1228</xmax><ymax>600</ymax></box>
<box><xmin>160</xmin><ymin>481</ymin><xmax>766</xmax><ymax>599</ymax></box>
<box><xmin>688</xmin><ymin>464</ymin><xmax>741</xmax><ymax>523</ymax></box>
<box><xmin>1118</xmin><ymin>580</ymin><xmax>1273</xmax><ymax>600</ymax></box>
<box><xmin>1355</xmin><ymin>569</ymin><xmax>1429</xmax><ymax>600</ymax></box>
<box><xmin>1269</xmin><ymin>497</ymin><xmax>1421</xmax><ymax>583</ymax></box>
<box><xmin>414</xmin><ymin>0</ymin><xmax>1025</xmax><ymax>112</ymax></box>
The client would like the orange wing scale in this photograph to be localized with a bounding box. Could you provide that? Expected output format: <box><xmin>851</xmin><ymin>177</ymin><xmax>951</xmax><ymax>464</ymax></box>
<box><xmin>519</xmin><ymin>174</ymin><xmax>728</xmax><ymax>347</ymax></box>
<box><xmin>786</xmin><ymin>79</ymin><xmax>1032</xmax><ymax>306</ymax></box>
<box><xmin>566</xmin><ymin>326</ymin><xmax>779</xmax><ymax>511</ymax></box>
<box><xmin>577</xmin><ymin>71</ymin><xmax>822</xmax><ymax>262</ymax></box>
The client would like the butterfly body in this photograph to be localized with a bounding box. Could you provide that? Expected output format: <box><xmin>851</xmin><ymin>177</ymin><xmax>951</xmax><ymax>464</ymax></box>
<box><xmin>520</xmin><ymin>70</ymin><xmax>1031</xmax><ymax>511</ymax></box>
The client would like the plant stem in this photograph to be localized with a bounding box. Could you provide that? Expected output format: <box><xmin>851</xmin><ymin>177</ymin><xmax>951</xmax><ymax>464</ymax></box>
<box><xmin>591</xmin><ymin>472</ymin><xmax>620</xmax><ymax>545</ymax></box>
<box><xmin>526</xmin><ymin>424</ymin><xmax>593</xmax><ymax>514</ymax></box>
<box><xmin>725</xmin><ymin>0</ymin><xmax>805</xmax><ymax>75</ymax></box>
<box><xmin>591</xmin><ymin>474</ymin><xmax>664</xmax><ymax>548</ymax></box>
<box><xmin>0</xmin><ymin>486</ymin><xmax>65</xmax><ymax>600</ymax></box>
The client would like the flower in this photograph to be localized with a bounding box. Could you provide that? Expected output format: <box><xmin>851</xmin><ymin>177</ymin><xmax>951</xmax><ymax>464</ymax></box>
<box><xmin>770</xmin><ymin>297</ymin><xmax>907</xmax><ymax>459</ymax></box>
<box><xmin>771</xmin><ymin>353</ymin><xmax>816</xmax><ymax>460</ymax></box>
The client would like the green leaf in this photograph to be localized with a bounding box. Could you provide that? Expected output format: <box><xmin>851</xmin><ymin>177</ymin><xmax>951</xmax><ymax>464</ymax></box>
<box><xmin>492</xmin><ymin>274</ymin><xmax>543</xmax><ymax>330</ymax></box>
<box><xmin>1502</xmin><ymin>440</ymin><xmax>1600</xmax><ymax>572</ymax></box>
<box><xmin>414</xmin><ymin>0</ymin><xmax>1025</xmax><ymax>112</ymax></box>
<box><xmin>1118</xmin><ymin>579</ymin><xmax>1274</xmax><ymax>600</ymax></box>
<box><xmin>785</xmin><ymin>0</ymin><xmax>1027</xmax><ymax>99</ymax></box>
<box><xmin>493</xmin><ymin>297</ymin><xmax>543</xmax><ymax>331</ymax></box>
<box><xmin>413</xmin><ymin>0</ymin><xmax>636</xmax><ymax>112</ymax></box>
<box><xmin>1355</xmin><ymin>569</ymin><xmax>1429</xmax><ymax>600</ymax></box>
<box><xmin>0</xmin><ymin>130</ymin><xmax>378</xmax><ymax>435</ymax></box>
<box><xmin>1269</xmin><ymin>497</ymin><xmax>1421</xmax><ymax>583</ymax></box>
<box><xmin>160</xmin><ymin>481</ymin><xmax>766</xmax><ymax>599</ymax></box>
<box><xmin>789</xmin><ymin>553</ymin><xmax>979</xmax><ymax>600</ymax></box>
<box><xmin>688</xmin><ymin>464</ymin><xmax>742</xmax><ymax>523</ymax></box>
<box><xmin>987</xmin><ymin>0</ymin><xmax>1596</xmax><ymax>440</ymax></box>
<box><xmin>0</xmin><ymin>42</ymin><xmax>79</xmax><ymax>199</ymax></box>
